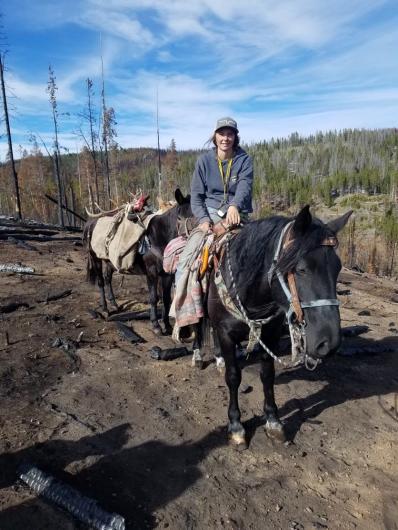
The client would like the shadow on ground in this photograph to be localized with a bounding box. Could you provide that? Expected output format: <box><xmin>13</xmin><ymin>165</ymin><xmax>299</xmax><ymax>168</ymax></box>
<box><xmin>0</xmin><ymin>423</ymin><xmax>226</xmax><ymax>529</ymax></box>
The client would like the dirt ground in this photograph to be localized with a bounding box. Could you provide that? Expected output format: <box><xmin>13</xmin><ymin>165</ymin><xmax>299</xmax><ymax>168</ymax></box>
<box><xmin>0</xmin><ymin>236</ymin><xmax>397</xmax><ymax>530</ymax></box>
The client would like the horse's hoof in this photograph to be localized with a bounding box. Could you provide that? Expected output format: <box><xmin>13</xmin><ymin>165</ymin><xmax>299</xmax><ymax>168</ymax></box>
<box><xmin>215</xmin><ymin>356</ymin><xmax>225</xmax><ymax>374</ymax></box>
<box><xmin>152</xmin><ymin>326</ymin><xmax>162</xmax><ymax>336</ymax></box>
<box><xmin>191</xmin><ymin>349</ymin><xmax>203</xmax><ymax>369</ymax></box>
<box><xmin>265</xmin><ymin>420</ymin><xmax>286</xmax><ymax>442</ymax></box>
<box><xmin>191</xmin><ymin>358</ymin><xmax>204</xmax><ymax>369</ymax></box>
<box><xmin>228</xmin><ymin>430</ymin><xmax>247</xmax><ymax>449</ymax></box>
<box><xmin>163</xmin><ymin>326</ymin><xmax>173</xmax><ymax>336</ymax></box>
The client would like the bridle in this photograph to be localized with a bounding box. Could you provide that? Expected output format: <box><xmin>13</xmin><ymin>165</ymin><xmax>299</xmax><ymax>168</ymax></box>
<box><xmin>267</xmin><ymin>221</ymin><xmax>339</xmax><ymax>369</ymax></box>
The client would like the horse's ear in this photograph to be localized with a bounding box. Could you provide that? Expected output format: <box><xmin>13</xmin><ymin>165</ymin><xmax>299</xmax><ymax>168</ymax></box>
<box><xmin>327</xmin><ymin>210</ymin><xmax>353</xmax><ymax>234</ymax></box>
<box><xmin>175</xmin><ymin>188</ymin><xmax>184</xmax><ymax>205</ymax></box>
<box><xmin>292</xmin><ymin>205</ymin><xmax>312</xmax><ymax>236</ymax></box>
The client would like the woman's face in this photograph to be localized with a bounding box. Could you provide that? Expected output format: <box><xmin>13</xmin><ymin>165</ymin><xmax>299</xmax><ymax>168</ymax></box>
<box><xmin>215</xmin><ymin>127</ymin><xmax>235</xmax><ymax>153</ymax></box>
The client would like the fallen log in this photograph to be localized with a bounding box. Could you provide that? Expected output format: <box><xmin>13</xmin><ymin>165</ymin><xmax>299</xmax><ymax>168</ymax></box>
<box><xmin>0</xmin><ymin>301</ymin><xmax>30</xmax><ymax>313</ymax></box>
<box><xmin>1</xmin><ymin>226</ymin><xmax>60</xmax><ymax>236</ymax></box>
<box><xmin>114</xmin><ymin>321</ymin><xmax>146</xmax><ymax>343</ymax></box>
<box><xmin>107</xmin><ymin>309</ymin><xmax>158</xmax><ymax>322</ymax></box>
<box><xmin>0</xmin><ymin>264</ymin><xmax>35</xmax><ymax>274</ymax></box>
<box><xmin>149</xmin><ymin>346</ymin><xmax>190</xmax><ymax>360</ymax></box>
<box><xmin>7</xmin><ymin>236</ymin><xmax>39</xmax><ymax>252</ymax></box>
<box><xmin>0</xmin><ymin>217</ymin><xmax>82</xmax><ymax>233</ymax></box>
<box><xmin>0</xmin><ymin>233</ymin><xmax>81</xmax><ymax>242</ymax></box>
<box><xmin>36</xmin><ymin>289</ymin><xmax>72</xmax><ymax>303</ymax></box>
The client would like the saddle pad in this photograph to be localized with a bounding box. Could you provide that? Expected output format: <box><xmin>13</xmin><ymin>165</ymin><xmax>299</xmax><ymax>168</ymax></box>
<box><xmin>163</xmin><ymin>235</ymin><xmax>187</xmax><ymax>273</ymax></box>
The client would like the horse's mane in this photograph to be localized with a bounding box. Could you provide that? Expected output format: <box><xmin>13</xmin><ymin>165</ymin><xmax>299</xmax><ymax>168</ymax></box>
<box><xmin>149</xmin><ymin>202</ymin><xmax>179</xmax><ymax>235</ymax></box>
<box><xmin>157</xmin><ymin>197</ymin><xmax>177</xmax><ymax>213</ymax></box>
<box><xmin>231</xmin><ymin>215</ymin><xmax>334</xmax><ymax>284</ymax></box>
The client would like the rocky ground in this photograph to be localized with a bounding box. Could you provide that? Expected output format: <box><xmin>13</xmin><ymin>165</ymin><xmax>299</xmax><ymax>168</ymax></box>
<box><xmin>0</xmin><ymin>235</ymin><xmax>397</xmax><ymax>530</ymax></box>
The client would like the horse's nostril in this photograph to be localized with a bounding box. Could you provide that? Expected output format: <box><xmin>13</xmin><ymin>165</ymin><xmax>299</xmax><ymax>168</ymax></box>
<box><xmin>316</xmin><ymin>340</ymin><xmax>329</xmax><ymax>356</ymax></box>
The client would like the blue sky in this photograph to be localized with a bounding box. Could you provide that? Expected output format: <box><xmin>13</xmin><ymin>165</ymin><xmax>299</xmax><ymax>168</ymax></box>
<box><xmin>1</xmin><ymin>0</ymin><xmax>397</xmax><ymax>160</ymax></box>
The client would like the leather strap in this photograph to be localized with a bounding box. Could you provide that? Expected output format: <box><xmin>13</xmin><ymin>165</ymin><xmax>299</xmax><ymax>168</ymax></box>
<box><xmin>287</xmin><ymin>271</ymin><xmax>304</xmax><ymax>323</ymax></box>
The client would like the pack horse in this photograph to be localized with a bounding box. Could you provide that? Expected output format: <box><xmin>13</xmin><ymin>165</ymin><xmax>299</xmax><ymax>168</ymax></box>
<box><xmin>83</xmin><ymin>189</ymin><xmax>192</xmax><ymax>335</ymax></box>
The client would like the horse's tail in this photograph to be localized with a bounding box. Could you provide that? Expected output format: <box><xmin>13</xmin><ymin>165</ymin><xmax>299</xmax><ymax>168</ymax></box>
<box><xmin>82</xmin><ymin>220</ymin><xmax>98</xmax><ymax>285</ymax></box>
<box><xmin>86</xmin><ymin>251</ymin><xmax>98</xmax><ymax>284</ymax></box>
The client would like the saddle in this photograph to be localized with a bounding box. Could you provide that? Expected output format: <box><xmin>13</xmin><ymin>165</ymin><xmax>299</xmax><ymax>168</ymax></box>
<box><xmin>163</xmin><ymin>221</ymin><xmax>240</xmax><ymax>276</ymax></box>
<box><xmin>201</xmin><ymin>223</ymin><xmax>241</xmax><ymax>277</ymax></box>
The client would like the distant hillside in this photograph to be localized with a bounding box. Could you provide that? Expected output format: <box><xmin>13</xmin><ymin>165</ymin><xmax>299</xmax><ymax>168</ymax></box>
<box><xmin>246</xmin><ymin>128</ymin><xmax>398</xmax><ymax>214</ymax></box>
<box><xmin>1</xmin><ymin>128</ymin><xmax>397</xmax><ymax>276</ymax></box>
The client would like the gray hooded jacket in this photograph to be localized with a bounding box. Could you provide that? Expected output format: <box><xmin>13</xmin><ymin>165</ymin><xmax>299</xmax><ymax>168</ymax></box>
<box><xmin>190</xmin><ymin>147</ymin><xmax>253</xmax><ymax>223</ymax></box>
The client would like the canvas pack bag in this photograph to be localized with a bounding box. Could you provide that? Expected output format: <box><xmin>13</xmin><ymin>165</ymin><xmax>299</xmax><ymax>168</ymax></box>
<box><xmin>91</xmin><ymin>212</ymin><xmax>146</xmax><ymax>272</ymax></box>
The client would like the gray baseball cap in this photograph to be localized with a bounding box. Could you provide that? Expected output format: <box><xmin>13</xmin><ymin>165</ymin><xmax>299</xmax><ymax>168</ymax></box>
<box><xmin>215</xmin><ymin>117</ymin><xmax>238</xmax><ymax>133</ymax></box>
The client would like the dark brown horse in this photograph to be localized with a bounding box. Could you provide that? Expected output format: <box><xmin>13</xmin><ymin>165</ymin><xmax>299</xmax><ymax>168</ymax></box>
<box><xmin>199</xmin><ymin>206</ymin><xmax>352</xmax><ymax>447</ymax></box>
<box><xmin>83</xmin><ymin>189</ymin><xmax>192</xmax><ymax>335</ymax></box>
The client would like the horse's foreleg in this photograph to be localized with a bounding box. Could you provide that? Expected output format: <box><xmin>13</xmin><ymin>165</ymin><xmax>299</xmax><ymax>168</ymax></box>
<box><xmin>104</xmin><ymin>262</ymin><xmax>119</xmax><ymax>310</ymax></box>
<box><xmin>260</xmin><ymin>353</ymin><xmax>285</xmax><ymax>441</ymax></box>
<box><xmin>146</xmin><ymin>268</ymin><xmax>162</xmax><ymax>335</ymax></box>
<box><xmin>161</xmin><ymin>274</ymin><xmax>173</xmax><ymax>335</ymax></box>
<box><xmin>219</xmin><ymin>334</ymin><xmax>246</xmax><ymax>447</ymax></box>
<box><xmin>213</xmin><ymin>332</ymin><xmax>225</xmax><ymax>372</ymax></box>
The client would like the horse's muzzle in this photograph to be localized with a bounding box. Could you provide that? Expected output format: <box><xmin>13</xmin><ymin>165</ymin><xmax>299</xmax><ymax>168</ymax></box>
<box><xmin>311</xmin><ymin>334</ymin><xmax>341</xmax><ymax>359</ymax></box>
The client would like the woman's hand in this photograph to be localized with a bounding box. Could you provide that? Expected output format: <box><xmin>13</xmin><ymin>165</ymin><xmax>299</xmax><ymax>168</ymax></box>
<box><xmin>226</xmin><ymin>205</ymin><xmax>240</xmax><ymax>226</ymax></box>
<box><xmin>198</xmin><ymin>221</ymin><xmax>212</xmax><ymax>233</ymax></box>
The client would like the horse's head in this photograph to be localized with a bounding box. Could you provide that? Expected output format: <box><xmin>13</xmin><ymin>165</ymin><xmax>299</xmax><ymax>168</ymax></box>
<box><xmin>174</xmin><ymin>188</ymin><xmax>195</xmax><ymax>235</ymax></box>
<box><xmin>275</xmin><ymin>206</ymin><xmax>352</xmax><ymax>361</ymax></box>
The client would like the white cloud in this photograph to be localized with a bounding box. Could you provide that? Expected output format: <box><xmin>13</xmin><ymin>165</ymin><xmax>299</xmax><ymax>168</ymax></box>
<box><xmin>1</xmin><ymin>0</ymin><xmax>397</xmax><ymax>162</ymax></box>
<box><xmin>4</xmin><ymin>73</ymin><xmax>49</xmax><ymax>103</ymax></box>
<box><xmin>77</xmin><ymin>10</ymin><xmax>155</xmax><ymax>46</ymax></box>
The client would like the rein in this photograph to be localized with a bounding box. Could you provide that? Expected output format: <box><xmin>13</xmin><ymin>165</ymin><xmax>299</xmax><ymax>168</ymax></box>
<box><xmin>219</xmin><ymin>221</ymin><xmax>339</xmax><ymax>370</ymax></box>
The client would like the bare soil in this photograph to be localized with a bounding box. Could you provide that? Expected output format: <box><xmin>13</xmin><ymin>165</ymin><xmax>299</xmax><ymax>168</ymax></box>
<box><xmin>0</xmin><ymin>238</ymin><xmax>397</xmax><ymax>530</ymax></box>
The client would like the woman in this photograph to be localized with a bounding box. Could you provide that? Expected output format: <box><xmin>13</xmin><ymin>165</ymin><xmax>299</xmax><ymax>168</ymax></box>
<box><xmin>170</xmin><ymin>117</ymin><xmax>253</xmax><ymax>352</ymax></box>
<box><xmin>191</xmin><ymin>117</ymin><xmax>254</xmax><ymax>233</ymax></box>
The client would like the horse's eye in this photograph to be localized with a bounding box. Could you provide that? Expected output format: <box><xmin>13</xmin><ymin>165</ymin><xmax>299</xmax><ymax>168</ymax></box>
<box><xmin>296</xmin><ymin>266</ymin><xmax>306</xmax><ymax>274</ymax></box>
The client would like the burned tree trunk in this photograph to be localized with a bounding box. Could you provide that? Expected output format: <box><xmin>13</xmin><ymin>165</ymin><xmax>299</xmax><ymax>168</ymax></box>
<box><xmin>0</xmin><ymin>54</ymin><xmax>22</xmax><ymax>220</ymax></box>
